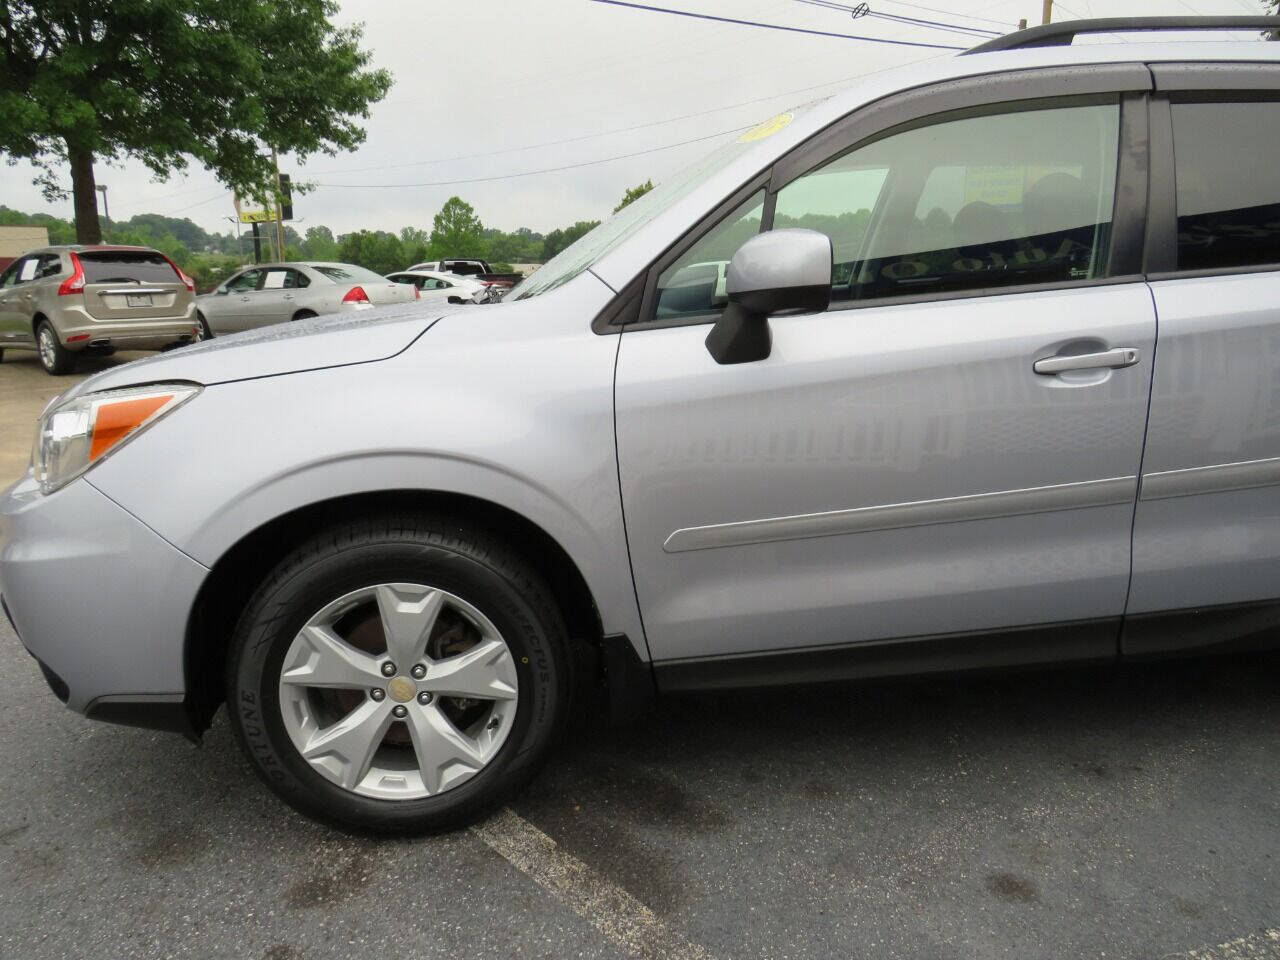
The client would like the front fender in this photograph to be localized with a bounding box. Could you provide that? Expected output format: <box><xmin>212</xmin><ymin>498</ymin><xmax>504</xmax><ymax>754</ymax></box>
<box><xmin>88</xmin><ymin>271</ymin><xmax>646</xmax><ymax>649</ymax></box>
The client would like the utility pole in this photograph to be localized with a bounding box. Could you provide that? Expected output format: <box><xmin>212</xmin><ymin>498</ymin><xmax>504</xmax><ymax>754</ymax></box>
<box><xmin>1041</xmin><ymin>0</ymin><xmax>1052</xmax><ymax>25</ymax></box>
<box><xmin>95</xmin><ymin>184</ymin><xmax>109</xmax><ymax>225</ymax></box>
<box><xmin>271</xmin><ymin>147</ymin><xmax>286</xmax><ymax>262</ymax></box>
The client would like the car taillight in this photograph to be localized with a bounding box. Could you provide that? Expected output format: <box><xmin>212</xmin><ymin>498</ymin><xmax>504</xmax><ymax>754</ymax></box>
<box><xmin>57</xmin><ymin>252</ymin><xmax>85</xmax><ymax>296</ymax></box>
<box><xmin>414</xmin><ymin>286</ymin><xmax>421</xmax><ymax>300</ymax></box>
<box><xmin>342</xmin><ymin>286</ymin><xmax>370</xmax><ymax>304</ymax></box>
<box><xmin>160</xmin><ymin>254</ymin><xmax>196</xmax><ymax>292</ymax></box>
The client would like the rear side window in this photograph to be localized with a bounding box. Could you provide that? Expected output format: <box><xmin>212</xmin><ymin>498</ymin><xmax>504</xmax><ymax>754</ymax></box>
<box><xmin>1171</xmin><ymin>100</ymin><xmax>1280</xmax><ymax>272</ymax></box>
<box><xmin>79</xmin><ymin>251</ymin><xmax>181</xmax><ymax>285</ymax></box>
<box><xmin>774</xmin><ymin>101</ymin><xmax>1120</xmax><ymax>304</ymax></box>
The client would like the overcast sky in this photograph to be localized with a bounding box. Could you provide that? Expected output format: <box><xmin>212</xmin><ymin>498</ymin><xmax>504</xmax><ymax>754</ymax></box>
<box><xmin>0</xmin><ymin>0</ymin><xmax>1268</xmax><ymax>238</ymax></box>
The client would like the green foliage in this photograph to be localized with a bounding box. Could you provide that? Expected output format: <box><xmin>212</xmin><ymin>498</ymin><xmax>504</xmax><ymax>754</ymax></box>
<box><xmin>0</xmin><ymin>0</ymin><xmax>392</xmax><ymax>241</ymax></box>
<box><xmin>482</xmin><ymin>226</ymin><xmax>543</xmax><ymax>264</ymax></box>
<box><xmin>302</xmin><ymin>225</ymin><xmax>339</xmax><ymax>261</ymax></box>
<box><xmin>337</xmin><ymin>229</ymin><xmax>405</xmax><ymax>276</ymax></box>
<box><xmin>614</xmin><ymin>179</ymin><xmax>655</xmax><ymax>213</ymax></box>
<box><xmin>489</xmin><ymin>261</ymin><xmax>513</xmax><ymax>273</ymax></box>
<box><xmin>185</xmin><ymin>253</ymin><xmax>246</xmax><ymax>292</ymax></box>
<box><xmin>541</xmin><ymin>221</ymin><xmax>600</xmax><ymax>262</ymax></box>
<box><xmin>429</xmin><ymin>196</ymin><xmax>485</xmax><ymax>258</ymax></box>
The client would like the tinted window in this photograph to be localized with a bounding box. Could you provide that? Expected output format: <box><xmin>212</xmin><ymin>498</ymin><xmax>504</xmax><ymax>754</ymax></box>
<box><xmin>261</xmin><ymin>268</ymin><xmax>309</xmax><ymax>290</ymax></box>
<box><xmin>79</xmin><ymin>251</ymin><xmax>180</xmax><ymax>284</ymax></box>
<box><xmin>36</xmin><ymin>254</ymin><xmax>62</xmax><ymax>278</ymax></box>
<box><xmin>0</xmin><ymin>260</ymin><xmax>21</xmax><ymax>288</ymax></box>
<box><xmin>1172</xmin><ymin>100</ymin><xmax>1280</xmax><ymax>272</ymax></box>
<box><xmin>775</xmin><ymin>102</ymin><xmax>1119</xmax><ymax>304</ymax></box>
<box><xmin>225</xmin><ymin>269</ymin><xmax>262</xmax><ymax>292</ymax></box>
<box><xmin>312</xmin><ymin>264</ymin><xmax>387</xmax><ymax>284</ymax></box>
<box><xmin>654</xmin><ymin>191</ymin><xmax>765</xmax><ymax>320</ymax></box>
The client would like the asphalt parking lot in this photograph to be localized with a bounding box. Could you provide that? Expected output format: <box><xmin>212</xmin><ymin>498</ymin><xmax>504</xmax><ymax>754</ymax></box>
<box><xmin>2</xmin><ymin>600</ymin><xmax>1278</xmax><ymax>959</ymax></box>
<box><xmin>2</xmin><ymin>354</ymin><xmax>1279</xmax><ymax>959</ymax></box>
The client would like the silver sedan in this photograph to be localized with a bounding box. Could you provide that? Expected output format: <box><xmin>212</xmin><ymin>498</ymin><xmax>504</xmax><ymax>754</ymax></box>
<box><xmin>196</xmin><ymin>261</ymin><xmax>418</xmax><ymax>337</ymax></box>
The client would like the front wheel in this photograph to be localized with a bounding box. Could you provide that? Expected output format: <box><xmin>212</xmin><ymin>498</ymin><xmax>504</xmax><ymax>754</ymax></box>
<box><xmin>226</xmin><ymin>514</ymin><xmax>570</xmax><ymax>834</ymax></box>
<box><xmin>195</xmin><ymin>313</ymin><xmax>213</xmax><ymax>340</ymax></box>
<box><xmin>36</xmin><ymin>320</ymin><xmax>74</xmax><ymax>375</ymax></box>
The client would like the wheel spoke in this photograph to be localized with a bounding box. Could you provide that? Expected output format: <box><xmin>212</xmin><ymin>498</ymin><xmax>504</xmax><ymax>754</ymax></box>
<box><xmin>281</xmin><ymin>624</ymin><xmax>383</xmax><ymax>689</ymax></box>
<box><xmin>302</xmin><ymin>699</ymin><xmax>393</xmax><ymax>790</ymax></box>
<box><xmin>404</xmin><ymin>702</ymin><xmax>484</xmax><ymax>794</ymax></box>
<box><xmin>422</xmin><ymin>638</ymin><xmax>518</xmax><ymax>701</ymax></box>
<box><xmin>376</xmin><ymin>584</ymin><xmax>446</xmax><ymax>667</ymax></box>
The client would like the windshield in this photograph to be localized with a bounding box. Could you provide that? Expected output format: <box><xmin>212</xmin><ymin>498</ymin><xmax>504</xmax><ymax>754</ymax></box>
<box><xmin>509</xmin><ymin>110</ymin><xmax>811</xmax><ymax>301</ymax></box>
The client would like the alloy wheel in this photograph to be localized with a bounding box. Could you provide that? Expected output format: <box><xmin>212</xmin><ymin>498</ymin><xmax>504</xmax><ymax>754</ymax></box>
<box><xmin>38</xmin><ymin>327</ymin><xmax>57</xmax><ymax>370</ymax></box>
<box><xmin>277</xmin><ymin>582</ymin><xmax>519</xmax><ymax>800</ymax></box>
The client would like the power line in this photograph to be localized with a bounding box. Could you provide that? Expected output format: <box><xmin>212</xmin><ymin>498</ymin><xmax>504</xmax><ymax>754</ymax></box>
<box><xmin>308</xmin><ymin>67</ymin><xmax>905</xmax><ymax>177</ymax></box>
<box><xmin>871</xmin><ymin>0</ymin><xmax>1017</xmax><ymax>26</ymax></box>
<box><xmin>587</xmin><ymin>0</ymin><xmax>966</xmax><ymax>49</ymax></box>
<box><xmin>313</xmin><ymin>125</ymin><xmax>754</xmax><ymax>190</ymax></box>
<box><xmin>785</xmin><ymin>0</ymin><xmax>999</xmax><ymax>36</ymax></box>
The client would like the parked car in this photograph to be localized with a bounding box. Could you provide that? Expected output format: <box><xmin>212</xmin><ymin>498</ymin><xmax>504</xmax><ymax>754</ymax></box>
<box><xmin>0</xmin><ymin>245</ymin><xmax>198</xmax><ymax>374</ymax></box>
<box><xmin>405</xmin><ymin>258</ymin><xmax>523</xmax><ymax>294</ymax></box>
<box><xmin>196</xmin><ymin>262</ymin><xmax>418</xmax><ymax>337</ymax></box>
<box><xmin>385</xmin><ymin>270</ymin><xmax>491</xmax><ymax>305</ymax></box>
<box><xmin>7</xmin><ymin>17</ymin><xmax>1280</xmax><ymax>834</ymax></box>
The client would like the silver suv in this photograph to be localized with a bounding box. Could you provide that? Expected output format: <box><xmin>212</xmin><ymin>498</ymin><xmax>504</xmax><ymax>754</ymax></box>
<box><xmin>0</xmin><ymin>245</ymin><xmax>198</xmax><ymax>374</ymax></box>
<box><xmin>3</xmin><ymin>17</ymin><xmax>1280</xmax><ymax>833</ymax></box>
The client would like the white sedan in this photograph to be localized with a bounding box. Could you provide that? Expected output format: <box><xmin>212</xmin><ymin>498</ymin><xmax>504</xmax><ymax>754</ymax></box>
<box><xmin>385</xmin><ymin>270</ymin><xmax>491</xmax><ymax>305</ymax></box>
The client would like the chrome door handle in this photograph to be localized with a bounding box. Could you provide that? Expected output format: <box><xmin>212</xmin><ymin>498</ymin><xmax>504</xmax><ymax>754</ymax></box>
<box><xmin>1034</xmin><ymin>347</ymin><xmax>1139</xmax><ymax>375</ymax></box>
<box><xmin>283</xmin><ymin>294</ymin><xmax>294</xmax><ymax>300</ymax></box>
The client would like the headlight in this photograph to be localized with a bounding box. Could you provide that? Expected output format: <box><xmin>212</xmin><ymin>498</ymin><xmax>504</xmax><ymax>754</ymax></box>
<box><xmin>33</xmin><ymin>383</ymin><xmax>200</xmax><ymax>494</ymax></box>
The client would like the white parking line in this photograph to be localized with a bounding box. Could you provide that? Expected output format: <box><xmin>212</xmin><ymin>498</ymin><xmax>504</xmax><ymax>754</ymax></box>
<box><xmin>470</xmin><ymin>807</ymin><xmax>719</xmax><ymax>960</ymax></box>
<box><xmin>1164</xmin><ymin>929</ymin><xmax>1280</xmax><ymax>959</ymax></box>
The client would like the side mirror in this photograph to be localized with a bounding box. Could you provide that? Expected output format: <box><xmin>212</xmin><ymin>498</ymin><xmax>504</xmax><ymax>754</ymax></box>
<box><xmin>705</xmin><ymin>229</ymin><xmax>832</xmax><ymax>365</ymax></box>
<box><xmin>215</xmin><ymin>287</ymin><xmax>229</xmax><ymax>296</ymax></box>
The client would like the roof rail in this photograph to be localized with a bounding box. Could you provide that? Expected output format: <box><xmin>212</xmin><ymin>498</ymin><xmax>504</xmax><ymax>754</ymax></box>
<box><xmin>963</xmin><ymin>15</ymin><xmax>1280</xmax><ymax>55</ymax></box>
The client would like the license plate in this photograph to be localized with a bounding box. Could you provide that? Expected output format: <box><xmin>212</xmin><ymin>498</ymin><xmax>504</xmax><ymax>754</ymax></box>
<box><xmin>126</xmin><ymin>293</ymin><xmax>152</xmax><ymax>308</ymax></box>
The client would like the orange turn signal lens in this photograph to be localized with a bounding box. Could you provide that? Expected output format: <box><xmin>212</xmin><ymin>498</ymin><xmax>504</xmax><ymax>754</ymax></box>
<box><xmin>89</xmin><ymin>394</ymin><xmax>175</xmax><ymax>462</ymax></box>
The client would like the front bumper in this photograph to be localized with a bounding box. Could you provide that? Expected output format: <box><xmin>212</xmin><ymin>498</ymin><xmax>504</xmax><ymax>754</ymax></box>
<box><xmin>0</xmin><ymin>473</ymin><xmax>208</xmax><ymax>728</ymax></box>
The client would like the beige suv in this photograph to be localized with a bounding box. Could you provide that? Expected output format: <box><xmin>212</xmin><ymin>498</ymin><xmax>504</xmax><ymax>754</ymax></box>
<box><xmin>0</xmin><ymin>245</ymin><xmax>199</xmax><ymax>374</ymax></box>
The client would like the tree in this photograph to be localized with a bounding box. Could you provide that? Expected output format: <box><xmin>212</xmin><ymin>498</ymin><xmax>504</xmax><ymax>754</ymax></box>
<box><xmin>0</xmin><ymin>1</ymin><xmax>391</xmax><ymax>244</ymax></box>
<box><xmin>429</xmin><ymin>196</ymin><xmax>485</xmax><ymax>258</ymax></box>
<box><xmin>614</xmin><ymin>179</ymin><xmax>655</xmax><ymax>213</ymax></box>
<box><xmin>337</xmin><ymin>229</ymin><xmax>404</xmax><ymax>275</ymax></box>
<box><xmin>302</xmin><ymin>225</ymin><xmax>339</xmax><ymax>261</ymax></box>
<box><xmin>541</xmin><ymin>220</ymin><xmax>600</xmax><ymax>262</ymax></box>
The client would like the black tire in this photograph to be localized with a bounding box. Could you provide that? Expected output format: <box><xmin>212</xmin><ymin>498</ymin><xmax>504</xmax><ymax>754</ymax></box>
<box><xmin>226</xmin><ymin>513</ymin><xmax>571</xmax><ymax>834</ymax></box>
<box><xmin>291</xmin><ymin>309</ymin><xmax>318</xmax><ymax>322</ymax></box>
<box><xmin>35</xmin><ymin>319</ymin><xmax>74</xmax><ymax>375</ymax></box>
<box><xmin>0</xmin><ymin>348</ymin><xmax>5</xmax><ymax>362</ymax></box>
<box><xmin>196</xmin><ymin>312</ymin><xmax>213</xmax><ymax>340</ymax></box>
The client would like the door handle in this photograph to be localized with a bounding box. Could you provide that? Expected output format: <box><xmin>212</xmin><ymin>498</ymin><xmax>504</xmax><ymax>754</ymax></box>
<box><xmin>1033</xmin><ymin>347</ymin><xmax>1139</xmax><ymax>375</ymax></box>
<box><xmin>239</xmin><ymin>296</ymin><xmax>251</xmax><ymax>302</ymax></box>
<box><xmin>283</xmin><ymin>294</ymin><xmax>295</xmax><ymax>300</ymax></box>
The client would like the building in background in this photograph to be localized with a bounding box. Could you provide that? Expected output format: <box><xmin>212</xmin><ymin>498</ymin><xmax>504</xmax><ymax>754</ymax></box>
<box><xmin>0</xmin><ymin>226</ymin><xmax>49</xmax><ymax>271</ymax></box>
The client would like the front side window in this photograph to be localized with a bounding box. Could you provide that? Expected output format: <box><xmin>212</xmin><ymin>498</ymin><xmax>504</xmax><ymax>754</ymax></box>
<box><xmin>654</xmin><ymin>191</ymin><xmax>765</xmax><ymax>321</ymax></box>
<box><xmin>775</xmin><ymin>101</ymin><xmax>1120</xmax><ymax>304</ymax></box>
<box><xmin>225</xmin><ymin>269</ymin><xmax>262</xmax><ymax>293</ymax></box>
<box><xmin>1171</xmin><ymin>100</ymin><xmax>1280</xmax><ymax>273</ymax></box>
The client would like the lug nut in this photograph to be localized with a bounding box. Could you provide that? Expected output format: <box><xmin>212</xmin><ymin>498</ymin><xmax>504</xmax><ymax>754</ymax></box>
<box><xmin>417</xmin><ymin>691</ymin><xmax>433</xmax><ymax>705</ymax></box>
<box><xmin>381</xmin><ymin>661</ymin><xmax>397</xmax><ymax>677</ymax></box>
<box><xmin>410</xmin><ymin>664</ymin><xmax>427</xmax><ymax>679</ymax></box>
<box><xmin>392</xmin><ymin>704</ymin><xmax>408</xmax><ymax>719</ymax></box>
<box><xmin>370</xmin><ymin>688</ymin><xmax>385</xmax><ymax>702</ymax></box>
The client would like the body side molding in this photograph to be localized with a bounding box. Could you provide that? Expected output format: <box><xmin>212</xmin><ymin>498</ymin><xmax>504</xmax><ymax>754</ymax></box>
<box><xmin>1139</xmin><ymin>456</ymin><xmax>1280</xmax><ymax>501</ymax></box>
<box><xmin>663</xmin><ymin>476</ymin><xmax>1137</xmax><ymax>554</ymax></box>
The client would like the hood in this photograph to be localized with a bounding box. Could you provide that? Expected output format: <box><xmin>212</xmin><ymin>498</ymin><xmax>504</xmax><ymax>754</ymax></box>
<box><xmin>64</xmin><ymin>301</ymin><xmax>458</xmax><ymax>398</ymax></box>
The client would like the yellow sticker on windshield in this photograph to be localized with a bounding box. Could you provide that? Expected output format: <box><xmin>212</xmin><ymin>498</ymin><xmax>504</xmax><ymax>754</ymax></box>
<box><xmin>738</xmin><ymin>113</ymin><xmax>793</xmax><ymax>143</ymax></box>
